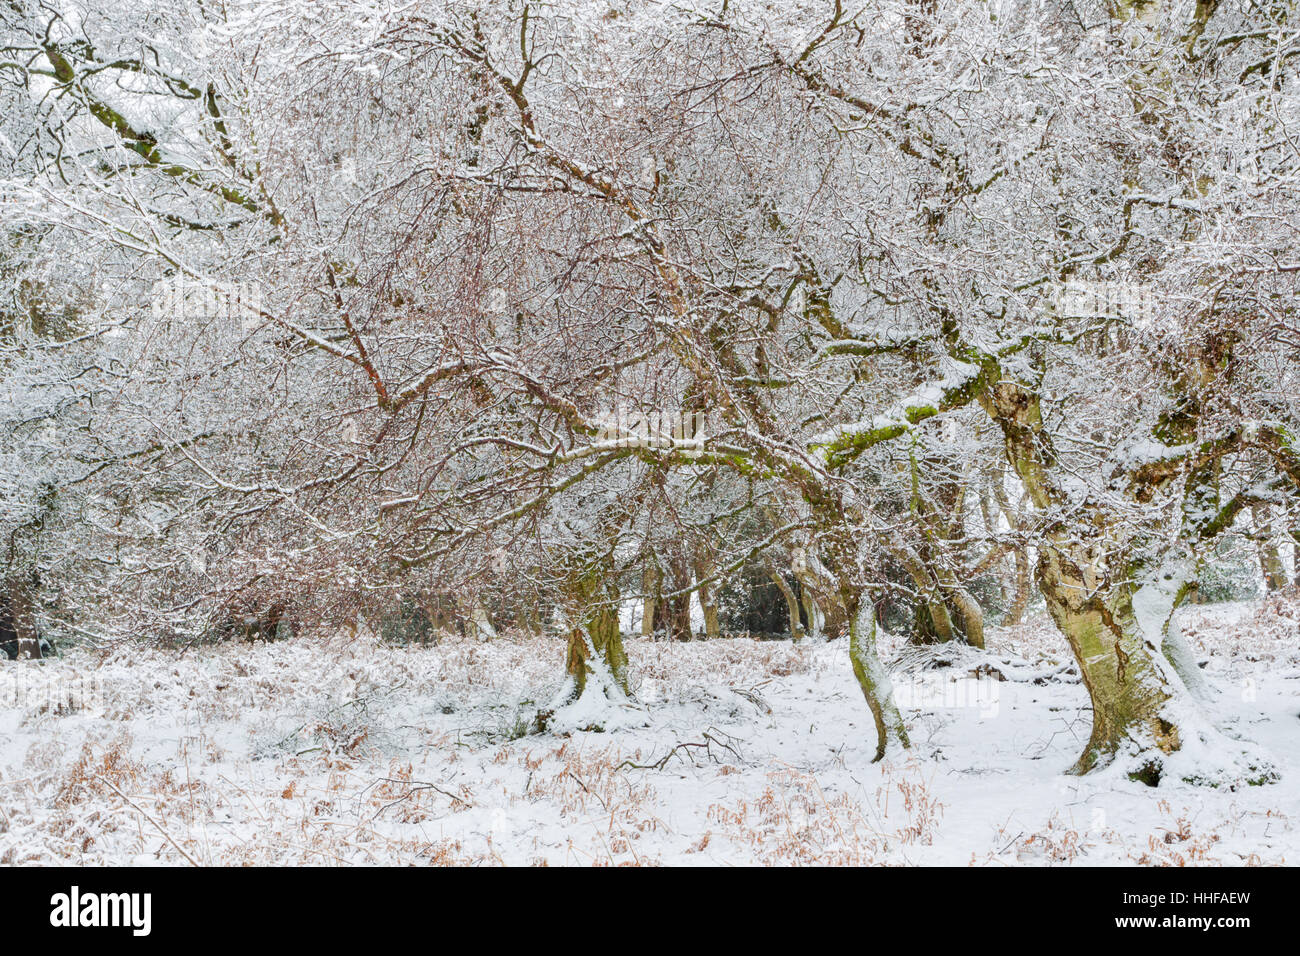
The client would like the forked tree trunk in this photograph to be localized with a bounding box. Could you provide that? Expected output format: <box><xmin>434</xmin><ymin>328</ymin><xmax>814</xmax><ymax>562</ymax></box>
<box><xmin>561</xmin><ymin>567</ymin><xmax>629</xmax><ymax>702</ymax></box>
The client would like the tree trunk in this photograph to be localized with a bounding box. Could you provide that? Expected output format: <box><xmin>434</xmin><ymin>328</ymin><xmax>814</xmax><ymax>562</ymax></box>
<box><xmin>943</xmin><ymin>584</ymin><xmax>985</xmax><ymax>650</ymax></box>
<box><xmin>463</xmin><ymin>597</ymin><xmax>496</xmax><ymax>640</ymax></box>
<box><xmin>564</xmin><ymin>606</ymin><xmax>628</xmax><ymax>700</ymax></box>
<box><xmin>847</xmin><ymin>596</ymin><xmax>909</xmax><ymax>762</ymax></box>
<box><xmin>891</xmin><ymin>542</ymin><xmax>982</xmax><ymax>647</ymax></box>
<box><xmin>800</xmin><ymin>581</ymin><xmax>821</xmax><ymax>638</ymax></box>
<box><xmin>693</xmin><ymin>553</ymin><xmax>720</xmax><ymax>639</ymax></box>
<box><xmin>661</xmin><ymin>549</ymin><xmax>693</xmax><ymax>641</ymax></box>
<box><xmin>1293</xmin><ymin>531</ymin><xmax>1300</xmax><ymax>587</ymax></box>
<box><xmin>814</xmin><ymin>529</ymin><xmax>910</xmax><ymax>760</ymax></box>
<box><xmin>5</xmin><ymin>575</ymin><xmax>40</xmax><ymax>660</ymax></box>
<box><xmin>792</xmin><ymin>547</ymin><xmax>848</xmax><ymax>638</ymax></box>
<box><xmin>1004</xmin><ymin>545</ymin><xmax>1032</xmax><ymax>625</ymax></box>
<box><xmin>640</xmin><ymin>560</ymin><xmax>660</xmax><ymax>639</ymax></box>
<box><xmin>985</xmin><ymin>380</ymin><xmax>1190</xmax><ymax>779</ymax></box>
<box><xmin>560</xmin><ymin>566</ymin><xmax>629</xmax><ymax>702</ymax></box>
<box><xmin>768</xmin><ymin>563</ymin><xmax>805</xmax><ymax>641</ymax></box>
<box><xmin>698</xmin><ymin>586</ymin><xmax>720</xmax><ymax>640</ymax></box>
<box><xmin>1252</xmin><ymin>504</ymin><xmax>1287</xmax><ymax>592</ymax></box>
<box><xmin>1036</xmin><ymin>546</ymin><xmax>1181</xmax><ymax>779</ymax></box>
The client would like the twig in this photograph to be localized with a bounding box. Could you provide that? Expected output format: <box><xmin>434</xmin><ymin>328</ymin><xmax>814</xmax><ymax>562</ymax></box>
<box><xmin>95</xmin><ymin>774</ymin><xmax>201</xmax><ymax>867</ymax></box>
<box><xmin>617</xmin><ymin>728</ymin><xmax>743</xmax><ymax>771</ymax></box>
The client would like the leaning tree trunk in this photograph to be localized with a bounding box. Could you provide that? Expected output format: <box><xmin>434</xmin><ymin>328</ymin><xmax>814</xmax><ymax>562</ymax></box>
<box><xmin>1035</xmin><ymin>543</ymin><xmax>1182</xmax><ymax>780</ymax></box>
<box><xmin>846</xmin><ymin>594</ymin><xmax>910</xmax><ymax>761</ymax></box>
<box><xmin>985</xmin><ymin>380</ymin><xmax>1191</xmax><ymax>780</ymax></box>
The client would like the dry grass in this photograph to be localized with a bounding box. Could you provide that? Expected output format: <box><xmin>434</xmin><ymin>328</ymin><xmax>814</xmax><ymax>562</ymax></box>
<box><xmin>1</xmin><ymin>610</ymin><xmax>1295</xmax><ymax>865</ymax></box>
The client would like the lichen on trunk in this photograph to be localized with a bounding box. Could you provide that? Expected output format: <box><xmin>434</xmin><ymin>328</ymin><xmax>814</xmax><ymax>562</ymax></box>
<box><xmin>560</xmin><ymin>566</ymin><xmax>629</xmax><ymax>702</ymax></box>
<box><xmin>541</xmin><ymin>560</ymin><xmax>641</xmax><ymax>735</ymax></box>
<box><xmin>847</xmin><ymin>597</ymin><xmax>910</xmax><ymax>761</ymax></box>
<box><xmin>1036</xmin><ymin>545</ymin><xmax>1181</xmax><ymax>779</ymax></box>
<box><xmin>984</xmin><ymin>379</ymin><xmax>1191</xmax><ymax>781</ymax></box>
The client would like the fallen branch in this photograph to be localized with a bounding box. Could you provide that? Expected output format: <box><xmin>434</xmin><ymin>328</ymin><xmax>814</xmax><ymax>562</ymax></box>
<box><xmin>618</xmin><ymin>728</ymin><xmax>743</xmax><ymax>771</ymax></box>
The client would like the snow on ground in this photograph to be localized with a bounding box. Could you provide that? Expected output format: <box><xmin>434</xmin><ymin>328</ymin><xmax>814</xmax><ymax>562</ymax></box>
<box><xmin>1</xmin><ymin>597</ymin><xmax>1297</xmax><ymax>866</ymax></box>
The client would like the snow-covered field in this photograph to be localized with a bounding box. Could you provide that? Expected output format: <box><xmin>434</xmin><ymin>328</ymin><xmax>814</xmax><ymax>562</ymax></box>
<box><xmin>2</xmin><ymin>598</ymin><xmax>1297</xmax><ymax>866</ymax></box>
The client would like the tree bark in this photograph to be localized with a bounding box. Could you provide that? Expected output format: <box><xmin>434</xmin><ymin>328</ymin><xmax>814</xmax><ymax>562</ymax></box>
<box><xmin>943</xmin><ymin>583</ymin><xmax>986</xmax><ymax>650</ymax></box>
<box><xmin>792</xmin><ymin>547</ymin><xmax>848</xmax><ymax>638</ymax></box>
<box><xmin>461</xmin><ymin>597</ymin><xmax>496</xmax><ymax>640</ymax></box>
<box><xmin>693</xmin><ymin>551</ymin><xmax>720</xmax><ymax>639</ymax></box>
<box><xmin>984</xmin><ymin>380</ymin><xmax>1189</xmax><ymax>778</ymax></box>
<box><xmin>1252</xmin><ymin>504</ymin><xmax>1287</xmax><ymax>592</ymax></box>
<box><xmin>1036</xmin><ymin>547</ymin><xmax>1181</xmax><ymax>778</ymax></box>
<box><xmin>661</xmin><ymin>549</ymin><xmax>693</xmax><ymax>641</ymax></box>
<box><xmin>847</xmin><ymin>596</ymin><xmax>909</xmax><ymax>761</ymax></box>
<box><xmin>767</xmin><ymin>562</ymin><xmax>805</xmax><ymax>641</ymax></box>
<box><xmin>5</xmin><ymin>575</ymin><xmax>40</xmax><ymax>660</ymax></box>
<box><xmin>640</xmin><ymin>559</ymin><xmax>660</xmax><ymax>639</ymax></box>
<box><xmin>1004</xmin><ymin>545</ymin><xmax>1032</xmax><ymax>625</ymax></box>
<box><xmin>1293</xmin><ymin>532</ymin><xmax>1300</xmax><ymax>588</ymax></box>
<box><xmin>891</xmin><ymin>542</ymin><xmax>983</xmax><ymax>647</ymax></box>
<box><xmin>561</xmin><ymin>565</ymin><xmax>629</xmax><ymax>701</ymax></box>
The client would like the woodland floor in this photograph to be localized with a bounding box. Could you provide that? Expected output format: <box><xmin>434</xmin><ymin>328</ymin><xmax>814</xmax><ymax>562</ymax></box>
<box><xmin>1</xmin><ymin>596</ymin><xmax>1298</xmax><ymax>865</ymax></box>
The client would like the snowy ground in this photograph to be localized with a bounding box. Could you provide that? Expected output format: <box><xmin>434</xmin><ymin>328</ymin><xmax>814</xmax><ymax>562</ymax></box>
<box><xmin>1</xmin><ymin>597</ymin><xmax>1297</xmax><ymax>866</ymax></box>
